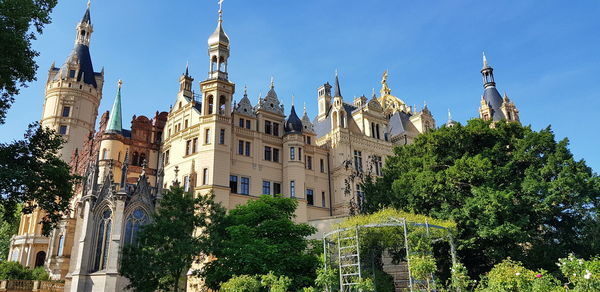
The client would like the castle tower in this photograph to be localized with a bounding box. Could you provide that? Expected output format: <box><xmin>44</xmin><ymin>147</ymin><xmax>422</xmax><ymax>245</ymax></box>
<box><xmin>7</xmin><ymin>1</ymin><xmax>103</xmax><ymax>269</ymax></box>
<box><xmin>478</xmin><ymin>53</ymin><xmax>519</xmax><ymax>123</ymax></box>
<box><xmin>198</xmin><ymin>1</ymin><xmax>235</xmax><ymax>206</ymax></box>
<box><xmin>42</xmin><ymin>1</ymin><xmax>104</xmax><ymax>159</ymax></box>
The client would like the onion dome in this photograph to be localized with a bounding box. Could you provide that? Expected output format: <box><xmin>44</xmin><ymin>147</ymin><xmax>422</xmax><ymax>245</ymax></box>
<box><xmin>208</xmin><ymin>7</ymin><xmax>230</xmax><ymax>47</ymax></box>
<box><xmin>284</xmin><ymin>105</ymin><xmax>303</xmax><ymax>134</ymax></box>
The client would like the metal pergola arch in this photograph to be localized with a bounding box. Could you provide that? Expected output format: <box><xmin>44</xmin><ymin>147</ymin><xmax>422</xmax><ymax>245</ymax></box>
<box><xmin>322</xmin><ymin>217</ymin><xmax>457</xmax><ymax>292</ymax></box>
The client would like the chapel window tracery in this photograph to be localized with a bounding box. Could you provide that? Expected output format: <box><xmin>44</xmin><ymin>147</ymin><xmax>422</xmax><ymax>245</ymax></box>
<box><xmin>123</xmin><ymin>208</ymin><xmax>148</xmax><ymax>246</ymax></box>
<box><xmin>93</xmin><ymin>209</ymin><xmax>112</xmax><ymax>272</ymax></box>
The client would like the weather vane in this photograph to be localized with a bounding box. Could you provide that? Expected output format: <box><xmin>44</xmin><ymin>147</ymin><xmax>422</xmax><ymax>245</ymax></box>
<box><xmin>218</xmin><ymin>0</ymin><xmax>224</xmax><ymax>11</ymax></box>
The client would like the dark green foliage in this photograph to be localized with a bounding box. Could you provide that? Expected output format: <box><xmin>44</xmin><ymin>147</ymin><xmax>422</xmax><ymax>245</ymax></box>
<box><xmin>0</xmin><ymin>261</ymin><xmax>32</xmax><ymax>280</ymax></box>
<box><xmin>0</xmin><ymin>0</ymin><xmax>58</xmax><ymax>123</ymax></box>
<box><xmin>0</xmin><ymin>261</ymin><xmax>48</xmax><ymax>280</ymax></box>
<box><xmin>0</xmin><ymin>123</ymin><xmax>78</xmax><ymax>235</ymax></box>
<box><xmin>363</xmin><ymin>119</ymin><xmax>600</xmax><ymax>277</ymax></box>
<box><xmin>0</xmin><ymin>205</ymin><xmax>21</xmax><ymax>261</ymax></box>
<box><xmin>202</xmin><ymin>195</ymin><xmax>319</xmax><ymax>291</ymax></box>
<box><xmin>119</xmin><ymin>188</ymin><xmax>225</xmax><ymax>292</ymax></box>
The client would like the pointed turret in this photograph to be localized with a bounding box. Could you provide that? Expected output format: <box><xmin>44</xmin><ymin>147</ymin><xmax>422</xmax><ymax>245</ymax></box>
<box><xmin>333</xmin><ymin>70</ymin><xmax>342</xmax><ymax>98</ymax></box>
<box><xmin>81</xmin><ymin>1</ymin><xmax>91</xmax><ymax>24</ymax></box>
<box><xmin>284</xmin><ymin>104</ymin><xmax>303</xmax><ymax>134</ymax></box>
<box><xmin>479</xmin><ymin>53</ymin><xmax>507</xmax><ymax>121</ymax></box>
<box><xmin>106</xmin><ymin>80</ymin><xmax>123</xmax><ymax>133</ymax></box>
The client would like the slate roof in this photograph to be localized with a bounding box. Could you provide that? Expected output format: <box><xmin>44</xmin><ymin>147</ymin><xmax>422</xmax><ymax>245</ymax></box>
<box><xmin>483</xmin><ymin>87</ymin><xmax>505</xmax><ymax>121</ymax></box>
<box><xmin>284</xmin><ymin>105</ymin><xmax>303</xmax><ymax>134</ymax></box>
<box><xmin>53</xmin><ymin>44</ymin><xmax>98</xmax><ymax>88</ymax></box>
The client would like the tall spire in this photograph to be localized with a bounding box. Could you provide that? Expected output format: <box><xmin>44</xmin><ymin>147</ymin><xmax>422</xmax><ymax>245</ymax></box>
<box><xmin>106</xmin><ymin>80</ymin><xmax>123</xmax><ymax>133</ymax></box>
<box><xmin>482</xmin><ymin>52</ymin><xmax>490</xmax><ymax>69</ymax></box>
<box><xmin>81</xmin><ymin>0</ymin><xmax>91</xmax><ymax>24</ymax></box>
<box><xmin>333</xmin><ymin>70</ymin><xmax>342</xmax><ymax>97</ymax></box>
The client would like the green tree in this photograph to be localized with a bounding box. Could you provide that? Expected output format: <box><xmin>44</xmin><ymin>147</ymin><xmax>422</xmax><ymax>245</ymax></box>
<box><xmin>119</xmin><ymin>187</ymin><xmax>225</xmax><ymax>292</ymax></box>
<box><xmin>0</xmin><ymin>0</ymin><xmax>58</xmax><ymax>124</ymax></box>
<box><xmin>0</xmin><ymin>204</ymin><xmax>21</xmax><ymax>260</ymax></box>
<box><xmin>0</xmin><ymin>123</ymin><xmax>78</xmax><ymax>234</ymax></box>
<box><xmin>202</xmin><ymin>195</ymin><xmax>319</xmax><ymax>291</ymax></box>
<box><xmin>363</xmin><ymin>119</ymin><xmax>600</xmax><ymax>277</ymax></box>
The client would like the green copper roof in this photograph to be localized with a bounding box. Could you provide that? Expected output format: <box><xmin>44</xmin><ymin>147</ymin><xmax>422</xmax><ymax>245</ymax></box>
<box><xmin>106</xmin><ymin>81</ymin><xmax>123</xmax><ymax>133</ymax></box>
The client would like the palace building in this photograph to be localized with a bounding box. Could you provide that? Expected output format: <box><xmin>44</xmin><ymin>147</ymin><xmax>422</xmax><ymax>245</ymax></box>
<box><xmin>8</xmin><ymin>2</ymin><xmax>519</xmax><ymax>291</ymax></box>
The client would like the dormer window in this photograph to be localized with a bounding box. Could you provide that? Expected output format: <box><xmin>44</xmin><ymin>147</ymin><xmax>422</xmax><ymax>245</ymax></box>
<box><xmin>69</xmin><ymin>70</ymin><xmax>76</xmax><ymax>78</ymax></box>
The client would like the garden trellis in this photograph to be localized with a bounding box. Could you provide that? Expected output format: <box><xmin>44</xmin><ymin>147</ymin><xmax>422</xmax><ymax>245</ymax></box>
<box><xmin>322</xmin><ymin>211</ymin><xmax>457</xmax><ymax>292</ymax></box>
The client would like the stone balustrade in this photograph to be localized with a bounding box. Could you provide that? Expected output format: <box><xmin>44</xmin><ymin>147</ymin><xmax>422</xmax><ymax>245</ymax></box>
<box><xmin>0</xmin><ymin>280</ymin><xmax>64</xmax><ymax>292</ymax></box>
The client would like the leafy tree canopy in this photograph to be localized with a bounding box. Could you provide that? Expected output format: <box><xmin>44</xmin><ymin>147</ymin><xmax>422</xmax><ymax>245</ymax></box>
<box><xmin>0</xmin><ymin>0</ymin><xmax>58</xmax><ymax>124</ymax></box>
<box><xmin>0</xmin><ymin>123</ymin><xmax>78</xmax><ymax>234</ymax></box>
<box><xmin>119</xmin><ymin>188</ymin><xmax>225</xmax><ymax>292</ymax></box>
<box><xmin>363</xmin><ymin>119</ymin><xmax>600</xmax><ymax>277</ymax></box>
<box><xmin>202</xmin><ymin>195</ymin><xmax>319</xmax><ymax>291</ymax></box>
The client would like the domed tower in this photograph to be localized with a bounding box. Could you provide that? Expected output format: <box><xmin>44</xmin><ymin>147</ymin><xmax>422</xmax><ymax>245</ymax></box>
<box><xmin>42</xmin><ymin>1</ymin><xmax>104</xmax><ymax>159</ymax></box>
<box><xmin>478</xmin><ymin>53</ymin><xmax>520</xmax><ymax>123</ymax></box>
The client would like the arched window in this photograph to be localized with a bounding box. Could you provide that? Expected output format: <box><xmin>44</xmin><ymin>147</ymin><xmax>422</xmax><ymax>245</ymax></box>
<box><xmin>93</xmin><ymin>209</ymin><xmax>112</xmax><ymax>271</ymax></box>
<box><xmin>211</xmin><ymin>55</ymin><xmax>217</xmax><ymax>72</ymax></box>
<box><xmin>132</xmin><ymin>152</ymin><xmax>139</xmax><ymax>166</ymax></box>
<box><xmin>207</xmin><ymin>95</ymin><xmax>214</xmax><ymax>115</ymax></box>
<box><xmin>219</xmin><ymin>56</ymin><xmax>225</xmax><ymax>71</ymax></box>
<box><xmin>34</xmin><ymin>251</ymin><xmax>46</xmax><ymax>267</ymax></box>
<box><xmin>123</xmin><ymin>208</ymin><xmax>148</xmax><ymax>246</ymax></box>
<box><xmin>219</xmin><ymin>95</ymin><xmax>226</xmax><ymax>115</ymax></box>
<box><xmin>332</xmin><ymin>112</ymin><xmax>338</xmax><ymax>129</ymax></box>
<box><xmin>102</xmin><ymin>148</ymin><xmax>108</xmax><ymax>160</ymax></box>
<box><xmin>57</xmin><ymin>235</ymin><xmax>65</xmax><ymax>256</ymax></box>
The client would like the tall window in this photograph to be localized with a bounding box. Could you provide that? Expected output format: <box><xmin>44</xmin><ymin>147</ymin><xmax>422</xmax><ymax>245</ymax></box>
<box><xmin>273</xmin><ymin>148</ymin><xmax>280</xmax><ymax>163</ymax></box>
<box><xmin>320</xmin><ymin>158</ymin><xmax>325</xmax><ymax>173</ymax></box>
<box><xmin>290</xmin><ymin>181</ymin><xmax>296</xmax><ymax>197</ymax></box>
<box><xmin>265</xmin><ymin>121</ymin><xmax>272</xmax><ymax>134</ymax></box>
<box><xmin>356</xmin><ymin>185</ymin><xmax>364</xmax><ymax>208</ymax></box>
<box><xmin>241</xmin><ymin>177</ymin><xmax>250</xmax><ymax>195</ymax></box>
<box><xmin>273</xmin><ymin>123</ymin><xmax>279</xmax><ymax>136</ymax></box>
<box><xmin>57</xmin><ymin>235</ymin><xmax>65</xmax><ymax>256</ymax></box>
<box><xmin>203</xmin><ymin>168</ymin><xmax>209</xmax><ymax>185</ymax></box>
<box><xmin>62</xmin><ymin>106</ymin><xmax>71</xmax><ymax>117</ymax></box>
<box><xmin>186</xmin><ymin>140</ymin><xmax>192</xmax><ymax>156</ymax></box>
<box><xmin>274</xmin><ymin>182</ymin><xmax>281</xmax><ymax>195</ymax></box>
<box><xmin>246</xmin><ymin>120</ymin><xmax>251</xmax><ymax>129</ymax></box>
<box><xmin>93</xmin><ymin>209</ymin><xmax>112</xmax><ymax>271</ymax></box>
<box><xmin>245</xmin><ymin>141</ymin><xmax>251</xmax><ymax>156</ymax></box>
<box><xmin>59</xmin><ymin>125</ymin><xmax>68</xmax><ymax>135</ymax></box>
<box><xmin>102</xmin><ymin>148</ymin><xmax>108</xmax><ymax>159</ymax></box>
<box><xmin>354</xmin><ymin>150</ymin><xmax>363</xmax><ymax>172</ymax></box>
<box><xmin>205</xmin><ymin>129</ymin><xmax>211</xmax><ymax>144</ymax></box>
<box><xmin>298</xmin><ymin>148</ymin><xmax>302</xmax><ymax>160</ymax></box>
<box><xmin>124</xmin><ymin>208</ymin><xmax>147</xmax><ymax>246</ymax></box>
<box><xmin>290</xmin><ymin>147</ymin><xmax>295</xmax><ymax>160</ymax></box>
<box><xmin>262</xmin><ymin>180</ymin><xmax>271</xmax><ymax>195</ymax></box>
<box><xmin>306</xmin><ymin>189</ymin><xmax>314</xmax><ymax>205</ymax></box>
<box><xmin>374</xmin><ymin>155</ymin><xmax>383</xmax><ymax>176</ymax></box>
<box><xmin>264</xmin><ymin>146</ymin><xmax>272</xmax><ymax>161</ymax></box>
<box><xmin>183</xmin><ymin>175</ymin><xmax>190</xmax><ymax>192</ymax></box>
<box><xmin>229</xmin><ymin>175</ymin><xmax>238</xmax><ymax>193</ymax></box>
<box><xmin>306</xmin><ymin>136</ymin><xmax>311</xmax><ymax>145</ymax></box>
<box><xmin>376</xmin><ymin>124</ymin><xmax>381</xmax><ymax>139</ymax></box>
<box><xmin>192</xmin><ymin>138</ymin><xmax>198</xmax><ymax>153</ymax></box>
<box><xmin>238</xmin><ymin>140</ymin><xmax>244</xmax><ymax>155</ymax></box>
<box><xmin>239</xmin><ymin>118</ymin><xmax>245</xmax><ymax>127</ymax></box>
<box><xmin>306</xmin><ymin>156</ymin><xmax>313</xmax><ymax>170</ymax></box>
<box><xmin>164</xmin><ymin>150</ymin><xmax>170</xmax><ymax>165</ymax></box>
<box><xmin>219</xmin><ymin>129</ymin><xmax>225</xmax><ymax>145</ymax></box>
<box><xmin>322</xmin><ymin>191</ymin><xmax>326</xmax><ymax>207</ymax></box>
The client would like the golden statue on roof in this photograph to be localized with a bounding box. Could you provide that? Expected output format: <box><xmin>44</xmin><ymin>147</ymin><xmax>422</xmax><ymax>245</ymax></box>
<box><xmin>377</xmin><ymin>70</ymin><xmax>410</xmax><ymax>115</ymax></box>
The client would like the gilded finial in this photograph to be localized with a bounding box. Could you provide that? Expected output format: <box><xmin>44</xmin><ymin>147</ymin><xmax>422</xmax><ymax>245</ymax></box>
<box><xmin>87</xmin><ymin>0</ymin><xmax>91</xmax><ymax>9</ymax></box>
<box><xmin>303</xmin><ymin>102</ymin><xmax>307</xmax><ymax>114</ymax></box>
<box><xmin>244</xmin><ymin>85</ymin><xmax>247</xmax><ymax>95</ymax></box>
<box><xmin>270</xmin><ymin>76</ymin><xmax>274</xmax><ymax>89</ymax></box>
<box><xmin>448</xmin><ymin>108</ymin><xmax>452</xmax><ymax>120</ymax></box>
<box><xmin>291</xmin><ymin>95</ymin><xmax>295</xmax><ymax>106</ymax></box>
<box><xmin>118</xmin><ymin>79</ymin><xmax>122</xmax><ymax>88</ymax></box>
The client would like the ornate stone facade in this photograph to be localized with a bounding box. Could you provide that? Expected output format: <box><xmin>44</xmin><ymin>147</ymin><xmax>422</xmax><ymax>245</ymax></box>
<box><xmin>8</xmin><ymin>2</ymin><xmax>521</xmax><ymax>292</ymax></box>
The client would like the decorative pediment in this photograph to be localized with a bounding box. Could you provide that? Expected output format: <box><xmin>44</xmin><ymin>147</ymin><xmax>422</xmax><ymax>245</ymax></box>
<box><xmin>257</xmin><ymin>87</ymin><xmax>284</xmax><ymax>115</ymax></box>
<box><xmin>233</xmin><ymin>91</ymin><xmax>256</xmax><ymax>117</ymax></box>
<box><xmin>367</xmin><ymin>96</ymin><xmax>383</xmax><ymax>112</ymax></box>
<box><xmin>127</xmin><ymin>173</ymin><xmax>155</xmax><ymax>209</ymax></box>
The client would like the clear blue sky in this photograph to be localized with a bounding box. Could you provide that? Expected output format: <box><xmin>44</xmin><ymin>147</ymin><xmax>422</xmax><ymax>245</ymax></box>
<box><xmin>2</xmin><ymin>0</ymin><xmax>599</xmax><ymax>172</ymax></box>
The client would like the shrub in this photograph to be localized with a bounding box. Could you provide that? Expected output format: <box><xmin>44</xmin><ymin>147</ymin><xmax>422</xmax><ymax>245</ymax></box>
<box><xmin>475</xmin><ymin>258</ymin><xmax>562</xmax><ymax>292</ymax></box>
<box><xmin>260</xmin><ymin>271</ymin><xmax>292</xmax><ymax>292</ymax></box>
<box><xmin>557</xmin><ymin>254</ymin><xmax>600</xmax><ymax>291</ymax></box>
<box><xmin>31</xmin><ymin>267</ymin><xmax>49</xmax><ymax>281</ymax></box>
<box><xmin>0</xmin><ymin>261</ymin><xmax>33</xmax><ymax>280</ymax></box>
<box><xmin>220</xmin><ymin>275</ymin><xmax>261</xmax><ymax>292</ymax></box>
